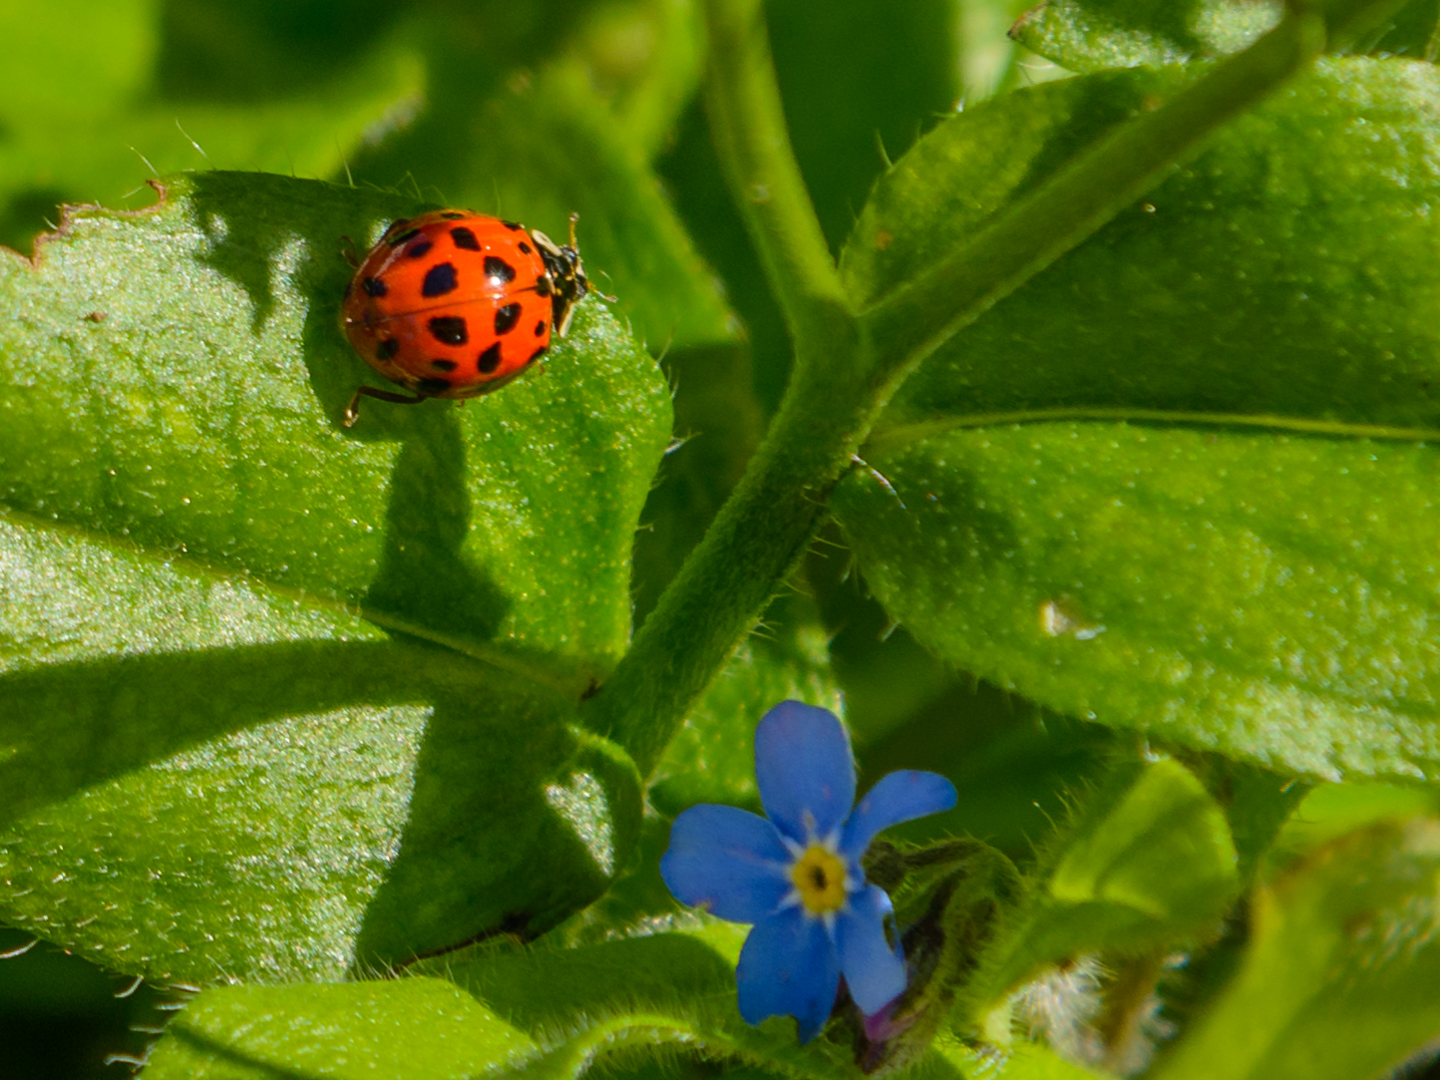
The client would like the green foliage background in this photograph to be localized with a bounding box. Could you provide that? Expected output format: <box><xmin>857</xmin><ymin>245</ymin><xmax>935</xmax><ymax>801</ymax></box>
<box><xmin>4</xmin><ymin>0</ymin><xmax>1440</xmax><ymax>1077</ymax></box>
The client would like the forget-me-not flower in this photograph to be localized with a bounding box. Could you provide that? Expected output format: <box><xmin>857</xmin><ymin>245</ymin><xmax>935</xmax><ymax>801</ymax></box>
<box><xmin>660</xmin><ymin>701</ymin><xmax>957</xmax><ymax>1043</ymax></box>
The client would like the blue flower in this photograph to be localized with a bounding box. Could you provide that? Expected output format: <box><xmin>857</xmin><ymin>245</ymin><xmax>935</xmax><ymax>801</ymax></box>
<box><xmin>660</xmin><ymin>700</ymin><xmax>957</xmax><ymax>1043</ymax></box>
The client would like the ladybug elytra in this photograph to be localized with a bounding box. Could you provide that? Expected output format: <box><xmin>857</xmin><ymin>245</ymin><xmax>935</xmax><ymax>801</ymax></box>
<box><xmin>339</xmin><ymin>210</ymin><xmax>589</xmax><ymax>426</ymax></box>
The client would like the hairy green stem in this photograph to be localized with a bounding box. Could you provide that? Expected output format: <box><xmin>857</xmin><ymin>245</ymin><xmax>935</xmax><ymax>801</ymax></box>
<box><xmin>588</xmin><ymin>0</ymin><xmax>1396</xmax><ymax>779</ymax></box>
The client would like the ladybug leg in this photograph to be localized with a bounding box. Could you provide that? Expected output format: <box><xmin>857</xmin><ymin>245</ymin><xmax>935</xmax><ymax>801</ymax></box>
<box><xmin>342</xmin><ymin>385</ymin><xmax>430</xmax><ymax>428</ymax></box>
<box><xmin>340</xmin><ymin>235</ymin><xmax>360</xmax><ymax>268</ymax></box>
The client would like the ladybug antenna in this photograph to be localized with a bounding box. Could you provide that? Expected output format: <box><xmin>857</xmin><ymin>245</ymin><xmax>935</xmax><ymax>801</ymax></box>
<box><xmin>568</xmin><ymin>211</ymin><xmax>580</xmax><ymax>249</ymax></box>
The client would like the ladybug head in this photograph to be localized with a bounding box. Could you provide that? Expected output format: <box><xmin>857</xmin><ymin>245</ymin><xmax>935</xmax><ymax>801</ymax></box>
<box><xmin>531</xmin><ymin>214</ymin><xmax>590</xmax><ymax>336</ymax></box>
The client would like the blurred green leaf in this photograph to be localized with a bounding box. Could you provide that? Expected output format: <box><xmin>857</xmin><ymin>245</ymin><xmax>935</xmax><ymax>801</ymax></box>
<box><xmin>1153</xmin><ymin>815</ymin><xmax>1440</xmax><ymax>1080</ymax></box>
<box><xmin>1363</xmin><ymin>0</ymin><xmax>1440</xmax><ymax>55</ymax></box>
<box><xmin>1267</xmin><ymin>779</ymin><xmax>1440</xmax><ymax>868</ymax></box>
<box><xmin>959</xmin><ymin>0</ymin><xmax>1050</xmax><ymax>103</ymax></box>
<box><xmin>834</xmin><ymin>425</ymin><xmax>1440</xmax><ymax>783</ymax></box>
<box><xmin>768</xmin><ymin>0</ymin><xmax>961</xmax><ymax>253</ymax></box>
<box><xmin>1008</xmin><ymin>0</ymin><xmax>1283</xmax><ymax>71</ymax></box>
<box><xmin>0</xmin><ymin>171</ymin><xmax>668</xmax><ymax>980</ymax></box>
<box><xmin>971</xmin><ymin>760</ymin><xmax>1237</xmax><ymax>1011</ymax></box>
<box><xmin>1185</xmin><ymin>757</ymin><xmax>1311</xmax><ymax>886</ymax></box>
<box><xmin>569</xmin><ymin>0</ymin><xmax>708</xmax><ymax>158</ymax></box>
<box><xmin>0</xmin><ymin>1</ymin><xmax>426</xmax><ymax>252</ymax></box>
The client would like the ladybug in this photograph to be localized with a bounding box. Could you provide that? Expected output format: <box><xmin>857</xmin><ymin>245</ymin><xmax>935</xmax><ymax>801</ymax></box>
<box><xmin>339</xmin><ymin>210</ymin><xmax>589</xmax><ymax>426</ymax></box>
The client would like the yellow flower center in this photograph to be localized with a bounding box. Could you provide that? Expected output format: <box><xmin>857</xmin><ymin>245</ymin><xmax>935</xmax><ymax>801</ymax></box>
<box><xmin>791</xmin><ymin>845</ymin><xmax>848</xmax><ymax>914</ymax></box>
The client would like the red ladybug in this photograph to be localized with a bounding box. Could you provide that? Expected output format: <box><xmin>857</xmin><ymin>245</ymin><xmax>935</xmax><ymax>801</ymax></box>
<box><xmin>339</xmin><ymin>210</ymin><xmax>589</xmax><ymax>426</ymax></box>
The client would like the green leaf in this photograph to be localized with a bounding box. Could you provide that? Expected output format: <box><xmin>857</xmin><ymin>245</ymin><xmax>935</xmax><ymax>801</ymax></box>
<box><xmin>834</xmin><ymin>58</ymin><xmax>1440</xmax><ymax>780</ymax></box>
<box><xmin>1152</xmin><ymin>815</ymin><xmax>1440</xmax><ymax>1080</ymax></box>
<box><xmin>0</xmin><ymin>532</ymin><xmax>643</xmax><ymax>980</ymax></box>
<box><xmin>3</xmin><ymin>171</ymin><xmax>670</xmax><ymax>669</ymax></box>
<box><xmin>143</xmin><ymin>976</ymin><xmax>539</xmax><ymax>1079</ymax></box>
<box><xmin>147</xmin><ymin>925</ymin><xmax>849</xmax><ymax>1080</ymax></box>
<box><xmin>845</xmin><ymin>60</ymin><xmax>1440</xmax><ymax>429</ymax></box>
<box><xmin>0</xmin><ymin>171</ymin><xmax>668</xmax><ymax>980</ymax></box>
<box><xmin>834</xmin><ymin>425</ymin><xmax>1440</xmax><ymax>782</ymax></box>
<box><xmin>1008</xmin><ymin>0</ymin><xmax>1283</xmax><ymax>71</ymax></box>
<box><xmin>140</xmin><ymin>922</ymin><xmax>1114</xmax><ymax>1079</ymax></box>
<box><xmin>968</xmin><ymin>760</ymin><xmax>1237</xmax><ymax>1013</ymax></box>
<box><xmin>1009</xmin><ymin>0</ymin><xmax>1439</xmax><ymax>68</ymax></box>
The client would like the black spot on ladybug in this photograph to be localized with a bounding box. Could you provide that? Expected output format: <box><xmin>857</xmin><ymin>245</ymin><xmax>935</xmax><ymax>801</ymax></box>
<box><xmin>534</xmin><ymin>320</ymin><xmax>546</xmax><ymax>336</ymax></box>
<box><xmin>518</xmin><ymin>241</ymin><xmax>533</xmax><ymax>255</ymax></box>
<box><xmin>533</xmin><ymin>276</ymin><xmax>552</xmax><ymax>298</ymax></box>
<box><xmin>529</xmin><ymin>345</ymin><xmax>548</xmax><ymax>364</ymax></box>
<box><xmin>363</xmin><ymin>276</ymin><xmax>388</xmax><ymax>297</ymax></box>
<box><xmin>484</xmin><ymin>256</ymin><xmax>516</xmax><ymax>284</ymax></box>
<box><xmin>502</xmin><ymin>220</ymin><xmax>521</xmax><ymax>231</ymax></box>
<box><xmin>494</xmin><ymin>304</ymin><xmax>521</xmax><ymax>335</ymax></box>
<box><xmin>377</xmin><ymin>338</ymin><xmax>400</xmax><ymax>361</ymax></box>
<box><xmin>440</xmin><ymin>211</ymin><xmax>466</xmax><ymax>220</ymax></box>
<box><xmin>422</xmin><ymin>262</ymin><xmax>459</xmax><ymax>297</ymax></box>
<box><xmin>450</xmin><ymin>227</ymin><xmax>480</xmax><ymax>251</ymax></box>
<box><xmin>387</xmin><ymin>227</ymin><xmax>420</xmax><ymax>247</ymax></box>
<box><xmin>477</xmin><ymin>343</ymin><xmax>503</xmax><ymax>373</ymax></box>
<box><xmin>429</xmin><ymin>316</ymin><xmax>468</xmax><ymax>345</ymax></box>
<box><xmin>418</xmin><ymin>377</ymin><xmax>451</xmax><ymax>394</ymax></box>
<box><xmin>407</xmin><ymin>239</ymin><xmax>434</xmax><ymax>259</ymax></box>
<box><xmin>430</xmin><ymin>359</ymin><xmax>458</xmax><ymax>372</ymax></box>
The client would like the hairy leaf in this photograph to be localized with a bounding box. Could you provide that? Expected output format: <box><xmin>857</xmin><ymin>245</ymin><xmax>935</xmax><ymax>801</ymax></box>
<box><xmin>834</xmin><ymin>425</ymin><xmax>1440</xmax><ymax>782</ymax></box>
<box><xmin>1009</xmin><ymin>0</ymin><xmax>1283</xmax><ymax>71</ymax></box>
<box><xmin>0</xmin><ymin>171</ymin><xmax>668</xmax><ymax>980</ymax></box>
<box><xmin>144</xmin><ymin>923</ymin><xmax>1107</xmax><ymax>1079</ymax></box>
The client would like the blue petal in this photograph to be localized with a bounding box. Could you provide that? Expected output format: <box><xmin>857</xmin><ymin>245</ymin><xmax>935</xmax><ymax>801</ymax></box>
<box><xmin>836</xmin><ymin>885</ymin><xmax>907</xmax><ymax>1015</ymax></box>
<box><xmin>840</xmin><ymin>770</ymin><xmax>957</xmax><ymax>860</ymax></box>
<box><xmin>736</xmin><ymin>906</ymin><xmax>841</xmax><ymax>1043</ymax></box>
<box><xmin>661</xmin><ymin>805</ymin><xmax>793</xmax><ymax>923</ymax></box>
<box><xmin>754</xmin><ymin>701</ymin><xmax>856</xmax><ymax>843</ymax></box>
